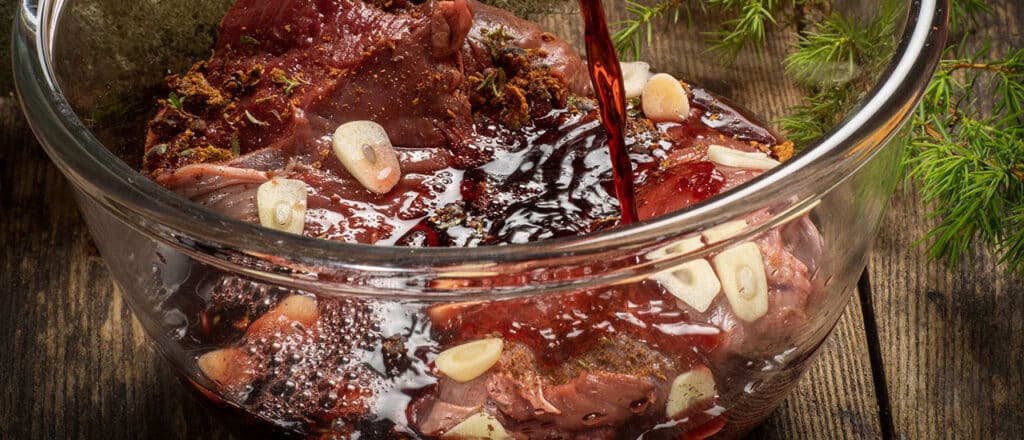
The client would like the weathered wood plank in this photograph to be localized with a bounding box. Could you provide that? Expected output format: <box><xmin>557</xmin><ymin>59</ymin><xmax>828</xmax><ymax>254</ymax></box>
<box><xmin>869</xmin><ymin>191</ymin><xmax>1024</xmax><ymax>439</ymax></box>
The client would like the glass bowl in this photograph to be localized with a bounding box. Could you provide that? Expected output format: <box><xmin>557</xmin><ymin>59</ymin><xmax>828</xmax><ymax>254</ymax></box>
<box><xmin>13</xmin><ymin>0</ymin><xmax>947</xmax><ymax>438</ymax></box>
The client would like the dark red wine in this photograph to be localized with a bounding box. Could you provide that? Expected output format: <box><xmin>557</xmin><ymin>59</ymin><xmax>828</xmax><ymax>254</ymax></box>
<box><xmin>577</xmin><ymin>0</ymin><xmax>638</xmax><ymax>224</ymax></box>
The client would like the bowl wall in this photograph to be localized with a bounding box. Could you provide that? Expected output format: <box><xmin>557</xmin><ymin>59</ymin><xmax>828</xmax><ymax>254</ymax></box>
<box><xmin>14</xmin><ymin>0</ymin><xmax>946</xmax><ymax>437</ymax></box>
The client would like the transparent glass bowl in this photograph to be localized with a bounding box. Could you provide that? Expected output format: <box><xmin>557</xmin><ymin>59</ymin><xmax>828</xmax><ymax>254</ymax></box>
<box><xmin>14</xmin><ymin>0</ymin><xmax>947</xmax><ymax>438</ymax></box>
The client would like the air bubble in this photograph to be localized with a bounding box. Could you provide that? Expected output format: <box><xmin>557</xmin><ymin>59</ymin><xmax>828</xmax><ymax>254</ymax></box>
<box><xmin>582</xmin><ymin>412</ymin><xmax>605</xmax><ymax>425</ymax></box>
<box><xmin>319</xmin><ymin>392</ymin><xmax>338</xmax><ymax>409</ymax></box>
<box><xmin>629</xmin><ymin>398</ymin><xmax>649</xmax><ymax>413</ymax></box>
<box><xmin>271</xmin><ymin>380</ymin><xmax>297</xmax><ymax>397</ymax></box>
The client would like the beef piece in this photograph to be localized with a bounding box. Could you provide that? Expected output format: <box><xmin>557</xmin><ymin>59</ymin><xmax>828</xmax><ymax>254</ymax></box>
<box><xmin>634</xmin><ymin>114</ymin><xmax>771</xmax><ymax>220</ymax></box>
<box><xmin>413</xmin><ymin>338</ymin><xmax>679</xmax><ymax>439</ymax></box>
<box><xmin>462</xmin><ymin>1</ymin><xmax>591</xmax><ymax>95</ymax></box>
<box><xmin>689</xmin><ymin>87</ymin><xmax>780</xmax><ymax>146</ymax></box>
<box><xmin>143</xmin><ymin>0</ymin><xmax>587</xmax><ymax>173</ymax></box>
<box><xmin>412</xmin><ymin>375</ymin><xmax>491</xmax><ymax>435</ymax></box>
<box><xmin>428</xmin><ymin>287</ymin><xmax>724</xmax><ymax>366</ymax></box>
<box><xmin>143</xmin><ymin>0</ymin><xmax>591</xmax><ymax>244</ymax></box>
<box><xmin>155</xmin><ymin>163</ymin><xmax>268</xmax><ymax>222</ymax></box>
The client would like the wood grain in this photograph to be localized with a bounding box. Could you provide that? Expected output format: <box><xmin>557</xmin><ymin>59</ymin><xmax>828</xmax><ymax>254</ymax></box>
<box><xmin>870</xmin><ymin>193</ymin><xmax>1024</xmax><ymax>440</ymax></box>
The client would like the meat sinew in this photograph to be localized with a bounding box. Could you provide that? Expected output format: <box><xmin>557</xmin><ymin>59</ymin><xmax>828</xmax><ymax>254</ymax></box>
<box><xmin>143</xmin><ymin>0</ymin><xmax>821</xmax><ymax>438</ymax></box>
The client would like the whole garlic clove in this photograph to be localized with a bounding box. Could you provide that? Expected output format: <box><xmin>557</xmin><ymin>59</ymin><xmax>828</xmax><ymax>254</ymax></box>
<box><xmin>620</xmin><ymin>61</ymin><xmax>652</xmax><ymax>99</ymax></box>
<box><xmin>435</xmin><ymin>338</ymin><xmax>504</xmax><ymax>382</ymax></box>
<box><xmin>712</xmin><ymin>242</ymin><xmax>769</xmax><ymax>322</ymax></box>
<box><xmin>332</xmin><ymin>120</ymin><xmax>402</xmax><ymax>194</ymax></box>
<box><xmin>442</xmin><ymin>412</ymin><xmax>512</xmax><ymax>440</ymax></box>
<box><xmin>641</xmin><ymin>73</ymin><xmax>691</xmax><ymax>123</ymax></box>
<box><xmin>707</xmin><ymin>144</ymin><xmax>780</xmax><ymax>170</ymax></box>
<box><xmin>654</xmin><ymin>260</ymin><xmax>721</xmax><ymax>313</ymax></box>
<box><xmin>666</xmin><ymin>365</ymin><xmax>717</xmax><ymax>419</ymax></box>
<box><xmin>701</xmin><ymin>219</ymin><xmax>748</xmax><ymax>244</ymax></box>
<box><xmin>257</xmin><ymin>178</ymin><xmax>308</xmax><ymax>234</ymax></box>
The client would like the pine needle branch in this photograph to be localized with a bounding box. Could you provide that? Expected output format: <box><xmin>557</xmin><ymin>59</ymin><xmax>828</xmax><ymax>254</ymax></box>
<box><xmin>704</xmin><ymin>0</ymin><xmax>780</xmax><ymax>60</ymax></box>
<box><xmin>904</xmin><ymin>47</ymin><xmax>1024</xmax><ymax>273</ymax></box>
<box><xmin>611</xmin><ymin>0</ymin><xmax>688</xmax><ymax>60</ymax></box>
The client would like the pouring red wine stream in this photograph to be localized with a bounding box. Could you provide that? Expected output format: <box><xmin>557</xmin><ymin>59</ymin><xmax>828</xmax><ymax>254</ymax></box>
<box><xmin>577</xmin><ymin>0</ymin><xmax>638</xmax><ymax>225</ymax></box>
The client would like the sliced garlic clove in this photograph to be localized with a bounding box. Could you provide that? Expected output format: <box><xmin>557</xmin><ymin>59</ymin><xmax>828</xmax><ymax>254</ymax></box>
<box><xmin>427</xmin><ymin>301</ymin><xmax>484</xmax><ymax>325</ymax></box>
<box><xmin>332</xmin><ymin>120</ymin><xmax>402</xmax><ymax>194</ymax></box>
<box><xmin>442</xmin><ymin>412</ymin><xmax>512</xmax><ymax>440</ymax></box>
<box><xmin>641</xmin><ymin>73</ymin><xmax>690</xmax><ymax>123</ymax></box>
<box><xmin>654</xmin><ymin>260</ymin><xmax>721</xmax><ymax>313</ymax></box>
<box><xmin>712</xmin><ymin>242</ymin><xmax>769</xmax><ymax>322</ymax></box>
<box><xmin>646</xmin><ymin>236</ymin><xmax>704</xmax><ymax>260</ymax></box>
<box><xmin>647</xmin><ymin>236</ymin><xmax>720</xmax><ymax>312</ymax></box>
<box><xmin>435</xmin><ymin>338</ymin><xmax>504</xmax><ymax>382</ymax></box>
<box><xmin>276</xmin><ymin>295</ymin><xmax>319</xmax><ymax>327</ymax></box>
<box><xmin>707</xmin><ymin>144</ymin><xmax>780</xmax><ymax>170</ymax></box>
<box><xmin>620</xmin><ymin>61</ymin><xmax>652</xmax><ymax>99</ymax></box>
<box><xmin>198</xmin><ymin>348</ymin><xmax>245</xmax><ymax>385</ymax></box>
<box><xmin>701</xmin><ymin>219</ymin><xmax>748</xmax><ymax>244</ymax></box>
<box><xmin>666</xmin><ymin>365</ymin><xmax>717</xmax><ymax>419</ymax></box>
<box><xmin>257</xmin><ymin>178</ymin><xmax>308</xmax><ymax>234</ymax></box>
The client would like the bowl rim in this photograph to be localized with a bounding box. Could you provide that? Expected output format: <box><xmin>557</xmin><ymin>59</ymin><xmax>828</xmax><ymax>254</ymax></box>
<box><xmin>13</xmin><ymin>0</ymin><xmax>949</xmax><ymax>293</ymax></box>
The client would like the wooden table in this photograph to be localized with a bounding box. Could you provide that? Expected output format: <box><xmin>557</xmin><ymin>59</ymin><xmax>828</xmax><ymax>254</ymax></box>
<box><xmin>1</xmin><ymin>1</ymin><xmax>1022</xmax><ymax>438</ymax></box>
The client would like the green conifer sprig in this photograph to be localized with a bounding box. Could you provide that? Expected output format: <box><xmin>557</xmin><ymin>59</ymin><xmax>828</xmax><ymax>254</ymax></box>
<box><xmin>904</xmin><ymin>46</ymin><xmax>1024</xmax><ymax>272</ymax></box>
<box><xmin>703</xmin><ymin>0</ymin><xmax>780</xmax><ymax>59</ymax></box>
<box><xmin>611</xmin><ymin>0</ymin><xmax>789</xmax><ymax>61</ymax></box>
<box><xmin>611</xmin><ymin>0</ymin><xmax>687</xmax><ymax>60</ymax></box>
<box><xmin>778</xmin><ymin>0</ymin><xmax>899</xmax><ymax>145</ymax></box>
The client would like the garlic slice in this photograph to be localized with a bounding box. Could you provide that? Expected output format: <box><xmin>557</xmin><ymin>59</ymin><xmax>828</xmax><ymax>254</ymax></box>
<box><xmin>435</xmin><ymin>338</ymin><xmax>504</xmax><ymax>382</ymax></box>
<box><xmin>427</xmin><ymin>300</ymin><xmax>484</xmax><ymax>324</ymax></box>
<box><xmin>666</xmin><ymin>366</ymin><xmax>717</xmax><ymax>418</ymax></box>
<box><xmin>701</xmin><ymin>219</ymin><xmax>748</xmax><ymax>244</ymax></box>
<box><xmin>648</xmin><ymin>236</ymin><xmax>721</xmax><ymax>312</ymax></box>
<box><xmin>198</xmin><ymin>348</ymin><xmax>244</xmax><ymax>385</ymax></box>
<box><xmin>712</xmin><ymin>242</ymin><xmax>769</xmax><ymax>321</ymax></box>
<box><xmin>641</xmin><ymin>73</ymin><xmax>690</xmax><ymax>122</ymax></box>
<box><xmin>332</xmin><ymin>120</ymin><xmax>402</xmax><ymax>194</ymax></box>
<box><xmin>276</xmin><ymin>295</ymin><xmax>319</xmax><ymax>327</ymax></box>
<box><xmin>707</xmin><ymin>144</ymin><xmax>780</xmax><ymax>170</ymax></box>
<box><xmin>647</xmin><ymin>236</ymin><xmax>704</xmax><ymax>260</ymax></box>
<box><xmin>620</xmin><ymin>61</ymin><xmax>652</xmax><ymax>99</ymax></box>
<box><xmin>654</xmin><ymin>261</ymin><xmax>721</xmax><ymax>313</ymax></box>
<box><xmin>442</xmin><ymin>412</ymin><xmax>512</xmax><ymax>440</ymax></box>
<box><xmin>257</xmin><ymin>178</ymin><xmax>308</xmax><ymax>234</ymax></box>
